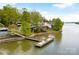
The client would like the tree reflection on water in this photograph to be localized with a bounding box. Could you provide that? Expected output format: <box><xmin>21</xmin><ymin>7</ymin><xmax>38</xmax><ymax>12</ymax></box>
<box><xmin>53</xmin><ymin>31</ymin><xmax>62</xmax><ymax>44</ymax></box>
<box><xmin>0</xmin><ymin>40</ymin><xmax>33</xmax><ymax>55</ymax></box>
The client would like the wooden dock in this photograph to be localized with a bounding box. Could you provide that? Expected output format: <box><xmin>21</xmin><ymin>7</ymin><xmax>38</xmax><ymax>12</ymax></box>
<box><xmin>10</xmin><ymin>32</ymin><xmax>42</xmax><ymax>42</ymax></box>
<box><xmin>26</xmin><ymin>37</ymin><xmax>41</xmax><ymax>42</ymax></box>
<box><xmin>35</xmin><ymin>35</ymin><xmax>55</xmax><ymax>48</ymax></box>
<box><xmin>5</xmin><ymin>32</ymin><xmax>55</xmax><ymax>45</ymax></box>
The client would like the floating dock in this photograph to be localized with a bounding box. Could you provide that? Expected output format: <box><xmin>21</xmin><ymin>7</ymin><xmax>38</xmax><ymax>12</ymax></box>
<box><xmin>35</xmin><ymin>35</ymin><xmax>55</xmax><ymax>48</ymax></box>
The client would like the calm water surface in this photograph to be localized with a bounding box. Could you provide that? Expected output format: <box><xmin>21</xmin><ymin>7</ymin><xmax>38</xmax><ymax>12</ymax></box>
<box><xmin>0</xmin><ymin>23</ymin><xmax>79</xmax><ymax>55</ymax></box>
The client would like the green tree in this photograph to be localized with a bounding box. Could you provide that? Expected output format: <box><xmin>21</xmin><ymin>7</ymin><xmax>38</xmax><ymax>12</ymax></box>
<box><xmin>21</xmin><ymin>8</ymin><xmax>31</xmax><ymax>36</ymax></box>
<box><xmin>0</xmin><ymin>4</ymin><xmax>20</xmax><ymax>27</ymax></box>
<box><xmin>30</xmin><ymin>11</ymin><xmax>44</xmax><ymax>33</ymax></box>
<box><xmin>31</xmin><ymin>11</ymin><xmax>43</xmax><ymax>25</ymax></box>
<box><xmin>52</xmin><ymin>18</ymin><xmax>64</xmax><ymax>31</ymax></box>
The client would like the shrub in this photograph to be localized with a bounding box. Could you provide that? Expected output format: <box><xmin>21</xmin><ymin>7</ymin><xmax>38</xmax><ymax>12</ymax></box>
<box><xmin>8</xmin><ymin>24</ymin><xmax>18</xmax><ymax>32</ymax></box>
<box><xmin>34</xmin><ymin>25</ymin><xmax>42</xmax><ymax>33</ymax></box>
<box><xmin>21</xmin><ymin>21</ymin><xmax>32</xmax><ymax>36</ymax></box>
<box><xmin>0</xmin><ymin>23</ymin><xmax>4</xmax><ymax>27</ymax></box>
<box><xmin>52</xmin><ymin>18</ymin><xmax>64</xmax><ymax>31</ymax></box>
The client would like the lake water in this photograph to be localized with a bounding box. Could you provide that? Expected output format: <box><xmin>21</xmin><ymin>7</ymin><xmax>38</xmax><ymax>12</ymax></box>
<box><xmin>0</xmin><ymin>23</ymin><xmax>79</xmax><ymax>55</ymax></box>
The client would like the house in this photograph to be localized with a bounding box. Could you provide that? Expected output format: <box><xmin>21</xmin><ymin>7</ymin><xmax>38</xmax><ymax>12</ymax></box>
<box><xmin>16</xmin><ymin>19</ymin><xmax>53</xmax><ymax>32</ymax></box>
<box><xmin>31</xmin><ymin>19</ymin><xmax>53</xmax><ymax>32</ymax></box>
<box><xmin>42</xmin><ymin>22</ymin><xmax>52</xmax><ymax>29</ymax></box>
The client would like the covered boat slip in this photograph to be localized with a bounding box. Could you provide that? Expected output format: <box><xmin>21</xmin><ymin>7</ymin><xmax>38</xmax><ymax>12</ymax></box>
<box><xmin>0</xmin><ymin>28</ymin><xmax>8</xmax><ymax>31</ymax></box>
